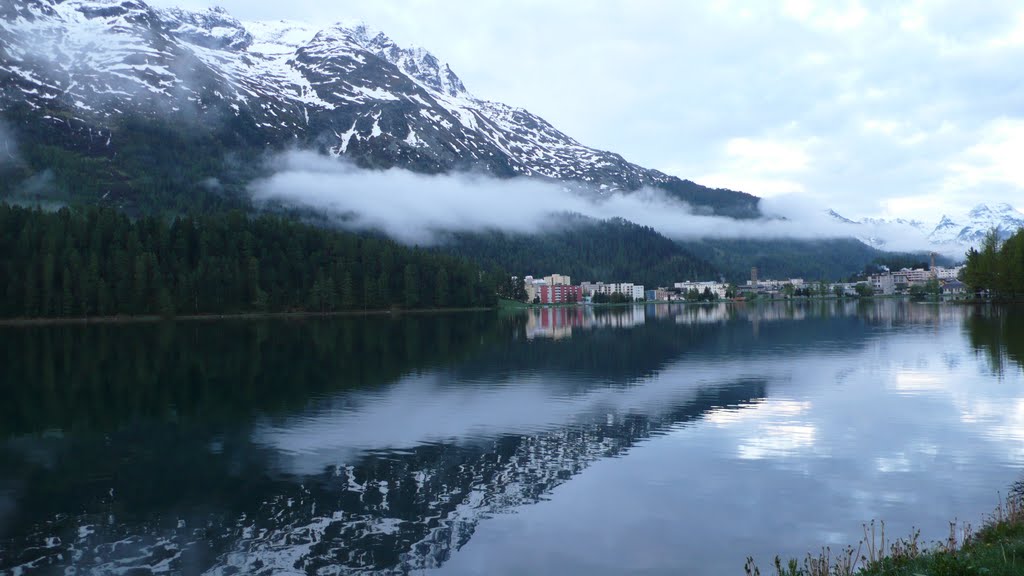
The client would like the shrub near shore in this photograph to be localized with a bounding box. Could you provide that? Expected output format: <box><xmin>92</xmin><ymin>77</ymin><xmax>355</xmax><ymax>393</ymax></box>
<box><xmin>745</xmin><ymin>488</ymin><xmax>1024</xmax><ymax>576</ymax></box>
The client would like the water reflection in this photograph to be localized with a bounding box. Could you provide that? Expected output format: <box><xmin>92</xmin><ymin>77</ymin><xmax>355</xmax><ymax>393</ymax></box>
<box><xmin>522</xmin><ymin>299</ymin><xmax>968</xmax><ymax>340</ymax></box>
<box><xmin>965</xmin><ymin>305</ymin><xmax>1024</xmax><ymax>375</ymax></box>
<box><xmin>524</xmin><ymin>306</ymin><xmax>648</xmax><ymax>339</ymax></box>
<box><xmin>0</xmin><ymin>302</ymin><xmax>1022</xmax><ymax>575</ymax></box>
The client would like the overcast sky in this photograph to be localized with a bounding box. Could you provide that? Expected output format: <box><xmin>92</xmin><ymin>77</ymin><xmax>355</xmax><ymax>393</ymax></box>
<box><xmin>148</xmin><ymin>0</ymin><xmax>1024</xmax><ymax>222</ymax></box>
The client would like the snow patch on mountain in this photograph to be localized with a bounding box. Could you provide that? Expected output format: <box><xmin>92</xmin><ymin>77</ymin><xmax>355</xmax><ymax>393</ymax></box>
<box><xmin>159</xmin><ymin>6</ymin><xmax>253</xmax><ymax>51</ymax></box>
<box><xmin>243</xmin><ymin>19</ymin><xmax>320</xmax><ymax>55</ymax></box>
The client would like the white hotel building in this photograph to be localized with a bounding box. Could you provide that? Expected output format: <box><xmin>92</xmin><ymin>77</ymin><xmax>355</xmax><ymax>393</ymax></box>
<box><xmin>580</xmin><ymin>282</ymin><xmax>646</xmax><ymax>301</ymax></box>
<box><xmin>673</xmin><ymin>281</ymin><xmax>728</xmax><ymax>299</ymax></box>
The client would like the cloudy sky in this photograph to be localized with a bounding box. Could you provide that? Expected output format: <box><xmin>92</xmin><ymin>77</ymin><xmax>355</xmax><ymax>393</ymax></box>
<box><xmin>148</xmin><ymin>0</ymin><xmax>1024</xmax><ymax>222</ymax></box>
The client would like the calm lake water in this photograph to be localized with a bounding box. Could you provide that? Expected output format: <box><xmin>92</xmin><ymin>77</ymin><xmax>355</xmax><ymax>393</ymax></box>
<box><xmin>1</xmin><ymin>301</ymin><xmax>1023</xmax><ymax>575</ymax></box>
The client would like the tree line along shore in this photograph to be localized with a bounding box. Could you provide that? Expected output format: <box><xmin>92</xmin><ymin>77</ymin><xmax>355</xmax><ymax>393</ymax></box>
<box><xmin>0</xmin><ymin>203</ymin><xmax>520</xmax><ymax>320</ymax></box>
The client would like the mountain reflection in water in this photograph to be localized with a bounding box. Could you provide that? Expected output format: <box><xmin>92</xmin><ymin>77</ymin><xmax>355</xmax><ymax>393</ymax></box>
<box><xmin>1</xmin><ymin>302</ymin><xmax>1022</xmax><ymax>575</ymax></box>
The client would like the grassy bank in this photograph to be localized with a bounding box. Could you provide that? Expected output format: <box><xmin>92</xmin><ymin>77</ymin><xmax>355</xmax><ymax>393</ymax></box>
<box><xmin>746</xmin><ymin>489</ymin><xmax>1024</xmax><ymax>576</ymax></box>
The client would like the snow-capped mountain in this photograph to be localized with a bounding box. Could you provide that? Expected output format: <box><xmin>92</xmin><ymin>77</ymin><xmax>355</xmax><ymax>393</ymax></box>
<box><xmin>860</xmin><ymin>216</ymin><xmax>925</xmax><ymax>229</ymax></box>
<box><xmin>827</xmin><ymin>203</ymin><xmax>1024</xmax><ymax>253</ymax></box>
<box><xmin>927</xmin><ymin>203</ymin><xmax>1024</xmax><ymax>246</ymax></box>
<box><xmin>0</xmin><ymin>0</ymin><xmax>758</xmax><ymax>216</ymax></box>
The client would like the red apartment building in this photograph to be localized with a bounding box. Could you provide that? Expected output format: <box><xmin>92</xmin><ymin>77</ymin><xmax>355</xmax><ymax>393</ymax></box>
<box><xmin>538</xmin><ymin>284</ymin><xmax>582</xmax><ymax>304</ymax></box>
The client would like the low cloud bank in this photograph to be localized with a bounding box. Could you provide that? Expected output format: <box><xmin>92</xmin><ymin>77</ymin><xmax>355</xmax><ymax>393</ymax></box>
<box><xmin>250</xmin><ymin>151</ymin><xmax>943</xmax><ymax>253</ymax></box>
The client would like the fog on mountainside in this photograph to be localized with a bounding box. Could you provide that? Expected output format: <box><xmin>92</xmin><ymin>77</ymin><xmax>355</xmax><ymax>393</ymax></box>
<box><xmin>250</xmin><ymin>151</ymin><xmax>964</xmax><ymax>255</ymax></box>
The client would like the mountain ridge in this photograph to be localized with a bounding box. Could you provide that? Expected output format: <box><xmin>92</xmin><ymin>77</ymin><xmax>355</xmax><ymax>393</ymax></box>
<box><xmin>827</xmin><ymin>203</ymin><xmax>1024</xmax><ymax>252</ymax></box>
<box><xmin>0</xmin><ymin>0</ymin><xmax>759</xmax><ymax>217</ymax></box>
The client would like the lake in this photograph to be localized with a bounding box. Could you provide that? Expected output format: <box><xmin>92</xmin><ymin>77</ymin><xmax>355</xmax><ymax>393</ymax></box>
<box><xmin>1</xmin><ymin>301</ymin><xmax>1023</xmax><ymax>575</ymax></box>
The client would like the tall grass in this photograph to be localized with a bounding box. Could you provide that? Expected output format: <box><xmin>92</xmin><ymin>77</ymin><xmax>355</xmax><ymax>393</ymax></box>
<box><xmin>744</xmin><ymin>490</ymin><xmax>1024</xmax><ymax>576</ymax></box>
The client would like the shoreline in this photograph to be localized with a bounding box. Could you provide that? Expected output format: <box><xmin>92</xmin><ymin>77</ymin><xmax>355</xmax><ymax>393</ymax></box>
<box><xmin>0</xmin><ymin>306</ymin><xmax>494</xmax><ymax>327</ymax></box>
<box><xmin>5</xmin><ymin>298</ymin><xmax>1015</xmax><ymax>327</ymax></box>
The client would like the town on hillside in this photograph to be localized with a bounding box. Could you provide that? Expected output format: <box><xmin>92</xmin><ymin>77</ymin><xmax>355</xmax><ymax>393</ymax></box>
<box><xmin>516</xmin><ymin>264</ymin><xmax>969</xmax><ymax>305</ymax></box>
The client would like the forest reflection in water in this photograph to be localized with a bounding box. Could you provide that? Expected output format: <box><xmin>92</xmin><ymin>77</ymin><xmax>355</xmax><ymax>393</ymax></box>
<box><xmin>1</xmin><ymin>301</ymin><xmax>1022</xmax><ymax>575</ymax></box>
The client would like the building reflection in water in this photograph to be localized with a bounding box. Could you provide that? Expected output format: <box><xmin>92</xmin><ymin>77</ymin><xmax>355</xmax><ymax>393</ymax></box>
<box><xmin>523</xmin><ymin>300</ymin><xmax>977</xmax><ymax>342</ymax></box>
<box><xmin>525</xmin><ymin>305</ymin><xmax>646</xmax><ymax>339</ymax></box>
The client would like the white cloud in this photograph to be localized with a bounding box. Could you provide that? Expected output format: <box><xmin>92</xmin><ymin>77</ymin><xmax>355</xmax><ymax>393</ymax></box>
<box><xmin>881</xmin><ymin>196</ymin><xmax>941</xmax><ymax>219</ymax></box>
<box><xmin>692</xmin><ymin>136</ymin><xmax>815</xmax><ymax>198</ymax></box>
<box><xmin>986</xmin><ymin>13</ymin><xmax>1024</xmax><ymax>49</ymax></box>
<box><xmin>861</xmin><ymin>119</ymin><xmax>900</xmax><ymax>137</ymax></box>
<box><xmin>945</xmin><ymin>117</ymin><xmax>1024</xmax><ymax>191</ymax></box>
<box><xmin>860</xmin><ymin>119</ymin><xmax>938</xmax><ymax>148</ymax></box>
<box><xmin>693</xmin><ymin>174</ymin><xmax>805</xmax><ymax>198</ymax></box>
<box><xmin>781</xmin><ymin>0</ymin><xmax>867</xmax><ymax>32</ymax></box>
<box><xmin>724</xmin><ymin>137</ymin><xmax>813</xmax><ymax>174</ymax></box>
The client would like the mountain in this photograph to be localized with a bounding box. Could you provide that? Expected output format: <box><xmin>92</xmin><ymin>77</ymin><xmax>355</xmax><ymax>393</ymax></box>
<box><xmin>0</xmin><ymin>0</ymin><xmax>759</xmax><ymax>217</ymax></box>
<box><xmin>826</xmin><ymin>209</ymin><xmax>856</xmax><ymax>225</ymax></box>
<box><xmin>827</xmin><ymin>203</ymin><xmax>1024</xmax><ymax>253</ymax></box>
<box><xmin>678</xmin><ymin>237</ymin><xmax>899</xmax><ymax>283</ymax></box>
<box><xmin>927</xmin><ymin>203</ymin><xmax>1024</xmax><ymax>246</ymax></box>
<box><xmin>441</xmin><ymin>217</ymin><xmax>720</xmax><ymax>289</ymax></box>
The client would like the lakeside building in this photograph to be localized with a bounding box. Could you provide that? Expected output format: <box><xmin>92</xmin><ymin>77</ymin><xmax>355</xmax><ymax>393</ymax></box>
<box><xmin>655</xmin><ymin>267</ymin><xmax>966</xmax><ymax>299</ymax></box>
<box><xmin>629</xmin><ymin>284</ymin><xmax>645</xmax><ymax>301</ymax></box>
<box><xmin>745</xmin><ymin>278</ymin><xmax>806</xmax><ymax>292</ymax></box>
<box><xmin>538</xmin><ymin>284</ymin><xmax>582</xmax><ymax>304</ymax></box>
<box><xmin>871</xmin><ymin>272</ymin><xmax>910</xmax><ymax>295</ymax></box>
<box><xmin>523</xmin><ymin>275</ymin><xmax>546</xmax><ymax>302</ymax></box>
<box><xmin>942</xmin><ymin>280</ymin><xmax>967</xmax><ymax>299</ymax></box>
<box><xmin>831</xmin><ymin>282</ymin><xmax>861</xmax><ymax>296</ymax></box>
<box><xmin>653</xmin><ymin>288</ymin><xmax>676</xmax><ymax>301</ymax></box>
<box><xmin>580</xmin><ymin>282</ymin><xmax>646</xmax><ymax>301</ymax></box>
<box><xmin>673</xmin><ymin>281</ymin><xmax>728</xmax><ymax>299</ymax></box>
<box><xmin>902</xmin><ymin>268</ymin><xmax>933</xmax><ymax>284</ymax></box>
<box><xmin>868</xmin><ymin>265</ymin><xmax>965</xmax><ymax>295</ymax></box>
<box><xmin>524</xmin><ymin>273</ymin><xmax>577</xmax><ymax>303</ymax></box>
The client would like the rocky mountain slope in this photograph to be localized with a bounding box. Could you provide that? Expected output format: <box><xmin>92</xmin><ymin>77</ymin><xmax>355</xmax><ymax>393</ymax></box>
<box><xmin>0</xmin><ymin>0</ymin><xmax>758</xmax><ymax>217</ymax></box>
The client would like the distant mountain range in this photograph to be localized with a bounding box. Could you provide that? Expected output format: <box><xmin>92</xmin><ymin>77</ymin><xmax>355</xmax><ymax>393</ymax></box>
<box><xmin>0</xmin><ymin>0</ymin><xmax>758</xmax><ymax>217</ymax></box>
<box><xmin>828</xmin><ymin>203</ymin><xmax>1024</xmax><ymax>253</ymax></box>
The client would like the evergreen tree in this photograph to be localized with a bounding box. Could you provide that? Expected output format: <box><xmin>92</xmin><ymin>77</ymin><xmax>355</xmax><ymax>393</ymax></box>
<box><xmin>61</xmin><ymin>266</ymin><xmax>73</xmax><ymax>316</ymax></box>
<box><xmin>377</xmin><ymin>270</ymin><xmax>391</xmax><ymax>308</ymax></box>
<box><xmin>435</xmin><ymin>267</ymin><xmax>450</xmax><ymax>308</ymax></box>
<box><xmin>341</xmin><ymin>271</ymin><xmax>355</xmax><ymax>309</ymax></box>
<box><xmin>404</xmin><ymin>264</ymin><xmax>419</xmax><ymax>308</ymax></box>
<box><xmin>0</xmin><ymin>204</ymin><xmax>510</xmax><ymax>319</ymax></box>
<box><xmin>963</xmin><ymin>228</ymin><xmax>1024</xmax><ymax>299</ymax></box>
